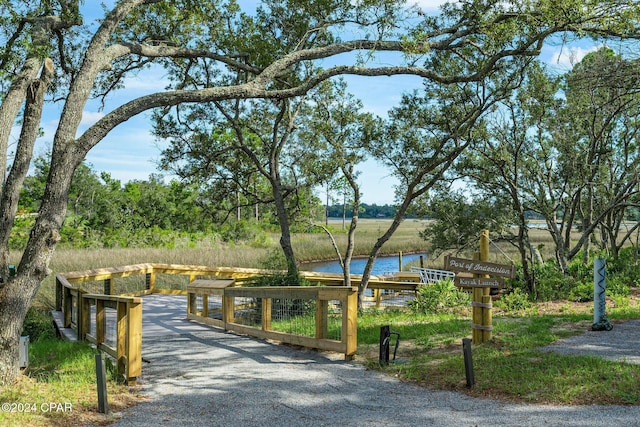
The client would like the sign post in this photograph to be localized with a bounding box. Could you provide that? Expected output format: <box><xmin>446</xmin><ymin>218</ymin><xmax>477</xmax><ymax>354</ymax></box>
<box><xmin>445</xmin><ymin>230</ymin><xmax>515</xmax><ymax>344</ymax></box>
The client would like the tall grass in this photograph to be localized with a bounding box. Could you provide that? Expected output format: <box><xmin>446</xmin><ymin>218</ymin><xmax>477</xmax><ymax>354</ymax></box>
<box><xmin>22</xmin><ymin>219</ymin><xmax>430</xmax><ymax>308</ymax></box>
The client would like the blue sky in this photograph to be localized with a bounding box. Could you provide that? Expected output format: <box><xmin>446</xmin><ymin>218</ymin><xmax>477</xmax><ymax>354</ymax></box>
<box><xmin>26</xmin><ymin>0</ymin><xmax>595</xmax><ymax>205</ymax></box>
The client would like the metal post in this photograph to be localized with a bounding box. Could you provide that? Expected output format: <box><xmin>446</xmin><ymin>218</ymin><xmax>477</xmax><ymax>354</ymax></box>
<box><xmin>593</xmin><ymin>258</ymin><xmax>612</xmax><ymax>331</ymax></box>
<box><xmin>96</xmin><ymin>353</ymin><xmax>109</xmax><ymax>414</ymax></box>
<box><xmin>462</xmin><ymin>338</ymin><xmax>474</xmax><ymax>387</ymax></box>
<box><xmin>379</xmin><ymin>325</ymin><xmax>390</xmax><ymax>366</ymax></box>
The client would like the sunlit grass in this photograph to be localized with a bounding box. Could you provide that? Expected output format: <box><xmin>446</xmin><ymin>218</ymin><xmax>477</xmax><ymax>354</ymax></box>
<box><xmin>358</xmin><ymin>306</ymin><xmax>640</xmax><ymax>405</ymax></box>
<box><xmin>0</xmin><ymin>339</ymin><xmax>140</xmax><ymax>427</ymax></box>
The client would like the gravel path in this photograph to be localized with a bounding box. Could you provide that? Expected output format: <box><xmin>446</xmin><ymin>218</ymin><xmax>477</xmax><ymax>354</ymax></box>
<box><xmin>103</xmin><ymin>320</ymin><xmax>640</xmax><ymax>427</ymax></box>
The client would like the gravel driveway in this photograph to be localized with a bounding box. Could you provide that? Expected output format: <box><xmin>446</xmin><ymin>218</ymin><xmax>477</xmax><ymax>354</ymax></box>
<box><xmin>103</xmin><ymin>318</ymin><xmax>640</xmax><ymax>427</ymax></box>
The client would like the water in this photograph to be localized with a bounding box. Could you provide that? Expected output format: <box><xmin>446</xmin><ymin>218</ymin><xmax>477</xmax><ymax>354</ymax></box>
<box><xmin>301</xmin><ymin>253</ymin><xmax>427</xmax><ymax>275</ymax></box>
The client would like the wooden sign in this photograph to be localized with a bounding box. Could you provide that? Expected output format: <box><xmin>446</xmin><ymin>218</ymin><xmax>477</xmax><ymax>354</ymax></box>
<box><xmin>454</xmin><ymin>277</ymin><xmax>504</xmax><ymax>289</ymax></box>
<box><xmin>445</xmin><ymin>256</ymin><xmax>515</xmax><ymax>278</ymax></box>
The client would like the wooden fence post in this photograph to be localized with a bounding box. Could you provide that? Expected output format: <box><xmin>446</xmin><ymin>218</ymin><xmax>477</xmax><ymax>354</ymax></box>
<box><xmin>55</xmin><ymin>276</ymin><xmax>63</xmax><ymax>311</ymax></box>
<box><xmin>262</xmin><ymin>298</ymin><xmax>272</xmax><ymax>331</ymax></box>
<box><xmin>126</xmin><ymin>301</ymin><xmax>142</xmax><ymax>385</ymax></box>
<box><xmin>96</xmin><ymin>299</ymin><xmax>105</xmax><ymax>345</ymax></box>
<box><xmin>79</xmin><ymin>295</ymin><xmax>90</xmax><ymax>341</ymax></box>
<box><xmin>343</xmin><ymin>288</ymin><xmax>357</xmax><ymax>360</ymax></box>
<box><xmin>316</xmin><ymin>299</ymin><xmax>328</xmax><ymax>339</ymax></box>
<box><xmin>480</xmin><ymin>230</ymin><xmax>492</xmax><ymax>342</ymax></box>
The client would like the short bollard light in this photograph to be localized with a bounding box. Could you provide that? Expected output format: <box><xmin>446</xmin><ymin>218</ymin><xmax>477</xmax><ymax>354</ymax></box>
<box><xmin>462</xmin><ymin>338</ymin><xmax>474</xmax><ymax>387</ymax></box>
<box><xmin>379</xmin><ymin>325</ymin><xmax>400</xmax><ymax>366</ymax></box>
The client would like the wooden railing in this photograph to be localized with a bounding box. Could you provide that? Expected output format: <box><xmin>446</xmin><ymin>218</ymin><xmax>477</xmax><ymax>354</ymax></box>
<box><xmin>82</xmin><ymin>294</ymin><xmax>142</xmax><ymax>385</ymax></box>
<box><xmin>54</xmin><ymin>263</ymin><xmax>422</xmax><ymax>384</ymax></box>
<box><xmin>187</xmin><ymin>283</ymin><xmax>358</xmax><ymax>359</ymax></box>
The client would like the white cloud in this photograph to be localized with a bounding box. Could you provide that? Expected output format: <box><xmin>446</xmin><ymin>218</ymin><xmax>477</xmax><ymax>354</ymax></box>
<box><xmin>407</xmin><ymin>0</ymin><xmax>455</xmax><ymax>12</ymax></box>
<box><xmin>543</xmin><ymin>45</ymin><xmax>599</xmax><ymax>70</ymax></box>
<box><xmin>80</xmin><ymin>110</ymin><xmax>105</xmax><ymax>127</ymax></box>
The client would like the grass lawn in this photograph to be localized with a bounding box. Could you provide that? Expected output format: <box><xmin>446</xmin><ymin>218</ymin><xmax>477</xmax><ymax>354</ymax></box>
<box><xmin>356</xmin><ymin>292</ymin><xmax>640</xmax><ymax>405</ymax></box>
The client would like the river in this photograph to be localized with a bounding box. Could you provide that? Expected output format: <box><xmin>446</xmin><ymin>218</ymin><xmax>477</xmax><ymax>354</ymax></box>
<box><xmin>301</xmin><ymin>253</ymin><xmax>427</xmax><ymax>275</ymax></box>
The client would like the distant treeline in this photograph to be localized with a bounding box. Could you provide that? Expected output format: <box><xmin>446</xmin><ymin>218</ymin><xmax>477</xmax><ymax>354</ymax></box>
<box><xmin>326</xmin><ymin>203</ymin><xmax>397</xmax><ymax>219</ymax></box>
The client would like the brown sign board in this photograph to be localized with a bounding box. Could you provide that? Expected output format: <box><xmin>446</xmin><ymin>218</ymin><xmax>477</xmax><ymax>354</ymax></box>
<box><xmin>454</xmin><ymin>277</ymin><xmax>504</xmax><ymax>289</ymax></box>
<box><xmin>445</xmin><ymin>256</ymin><xmax>515</xmax><ymax>279</ymax></box>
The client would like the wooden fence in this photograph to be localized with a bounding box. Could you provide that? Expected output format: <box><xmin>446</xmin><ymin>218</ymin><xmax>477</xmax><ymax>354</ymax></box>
<box><xmin>187</xmin><ymin>282</ymin><xmax>357</xmax><ymax>359</ymax></box>
<box><xmin>55</xmin><ymin>263</ymin><xmax>421</xmax><ymax>384</ymax></box>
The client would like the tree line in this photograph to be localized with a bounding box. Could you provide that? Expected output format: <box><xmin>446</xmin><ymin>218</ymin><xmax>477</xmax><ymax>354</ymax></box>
<box><xmin>2</xmin><ymin>0</ymin><xmax>640</xmax><ymax>385</ymax></box>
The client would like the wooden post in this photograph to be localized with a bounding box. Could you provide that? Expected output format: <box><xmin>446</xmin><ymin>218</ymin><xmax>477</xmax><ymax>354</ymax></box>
<box><xmin>187</xmin><ymin>292</ymin><xmax>197</xmax><ymax>316</ymax></box>
<box><xmin>222</xmin><ymin>293</ymin><xmax>235</xmax><ymax>327</ymax></box>
<box><xmin>103</xmin><ymin>278</ymin><xmax>114</xmax><ymax>295</ymax></box>
<box><xmin>316</xmin><ymin>299</ymin><xmax>328</xmax><ymax>339</ymax></box>
<box><xmin>126</xmin><ymin>301</ymin><xmax>142</xmax><ymax>385</ymax></box>
<box><xmin>202</xmin><ymin>294</ymin><xmax>209</xmax><ymax>318</ymax></box>
<box><xmin>374</xmin><ymin>288</ymin><xmax>381</xmax><ymax>308</ymax></box>
<box><xmin>145</xmin><ymin>272</ymin><xmax>156</xmax><ymax>292</ymax></box>
<box><xmin>262</xmin><ymin>298</ymin><xmax>272</xmax><ymax>331</ymax></box>
<box><xmin>116</xmin><ymin>301</ymin><xmax>127</xmax><ymax>381</ymax></box>
<box><xmin>471</xmin><ymin>252</ymin><xmax>483</xmax><ymax>344</ymax></box>
<box><xmin>480</xmin><ymin>230</ymin><xmax>492</xmax><ymax>342</ymax></box>
<box><xmin>63</xmin><ymin>287</ymin><xmax>72</xmax><ymax>328</ymax></box>
<box><xmin>398</xmin><ymin>251</ymin><xmax>403</xmax><ymax>272</ymax></box>
<box><xmin>96</xmin><ymin>299</ymin><xmax>105</xmax><ymax>345</ymax></box>
<box><xmin>79</xmin><ymin>295</ymin><xmax>90</xmax><ymax>341</ymax></box>
<box><xmin>343</xmin><ymin>288</ymin><xmax>358</xmax><ymax>360</ymax></box>
<box><xmin>55</xmin><ymin>276</ymin><xmax>63</xmax><ymax>311</ymax></box>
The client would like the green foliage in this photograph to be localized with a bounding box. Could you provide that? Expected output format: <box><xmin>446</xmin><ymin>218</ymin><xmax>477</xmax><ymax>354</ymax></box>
<box><xmin>259</xmin><ymin>249</ymin><xmax>289</xmax><ymax>270</ymax></box>
<box><xmin>495</xmin><ymin>288</ymin><xmax>532</xmax><ymax>312</ymax></box>
<box><xmin>8</xmin><ymin>212</ymin><xmax>35</xmax><ymax>249</ymax></box>
<box><xmin>528</xmin><ymin>261</ymin><xmax>579</xmax><ymax>302</ymax></box>
<box><xmin>21</xmin><ymin>308</ymin><xmax>57</xmax><ymax>342</ymax></box>
<box><xmin>568</xmin><ymin>281</ymin><xmax>594</xmax><ymax>302</ymax></box>
<box><xmin>407</xmin><ymin>279</ymin><xmax>471</xmax><ymax>314</ymax></box>
<box><xmin>419</xmin><ymin>190</ymin><xmax>515</xmax><ymax>256</ymax></box>
<box><xmin>220</xmin><ymin>220</ymin><xmax>269</xmax><ymax>244</ymax></box>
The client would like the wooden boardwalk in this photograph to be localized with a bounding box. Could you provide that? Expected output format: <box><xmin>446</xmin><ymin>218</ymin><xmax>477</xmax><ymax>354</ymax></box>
<box><xmin>53</xmin><ymin>294</ymin><xmax>216</xmax><ymax>341</ymax></box>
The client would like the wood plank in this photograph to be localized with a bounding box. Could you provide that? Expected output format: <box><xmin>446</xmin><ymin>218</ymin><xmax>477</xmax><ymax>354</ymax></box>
<box><xmin>83</xmin><ymin>294</ymin><xmax>143</xmax><ymax>304</ymax></box>
<box><xmin>127</xmin><ymin>302</ymin><xmax>143</xmax><ymax>380</ymax></box>
<box><xmin>344</xmin><ymin>289</ymin><xmax>358</xmax><ymax>359</ymax></box>
<box><xmin>445</xmin><ymin>256</ymin><xmax>515</xmax><ymax>278</ymax></box>
<box><xmin>225</xmin><ymin>322</ymin><xmax>346</xmax><ymax>354</ymax></box>
<box><xmin>454</xmin><ymin>277</ymin><xmax>504</xmax><ymax>288</ymax></box>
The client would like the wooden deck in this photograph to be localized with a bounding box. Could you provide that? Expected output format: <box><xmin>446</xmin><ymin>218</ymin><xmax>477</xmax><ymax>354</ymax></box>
<box><xmin>53</xmin><ymin>294</ymin><xmax>217</xmax><ymax>341</ymax></box>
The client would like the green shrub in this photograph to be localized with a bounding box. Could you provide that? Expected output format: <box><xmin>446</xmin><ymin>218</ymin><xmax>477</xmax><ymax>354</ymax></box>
<box><xmin>495</xmin><ymin>288</ymin><xmax>532</xmax><ymax>312</ymax></box>
<box><xmin>21</xmin><ymin>308</ymin><xmax>57</xmax><ymax>342</ymax></box>
<box><xmin>408</xmin><ymin>279</ymin><xmax>470</xmax><ymax>314</ymax></box>
<box><xmin>568</xmin><ymin>281</ymin><xmax>593</xmax><ymax>302</ymax></box>
<box><xmin>530</xmin><ymin>262</ymin><xmax>577</xmax><ymax>301</ymax></box>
